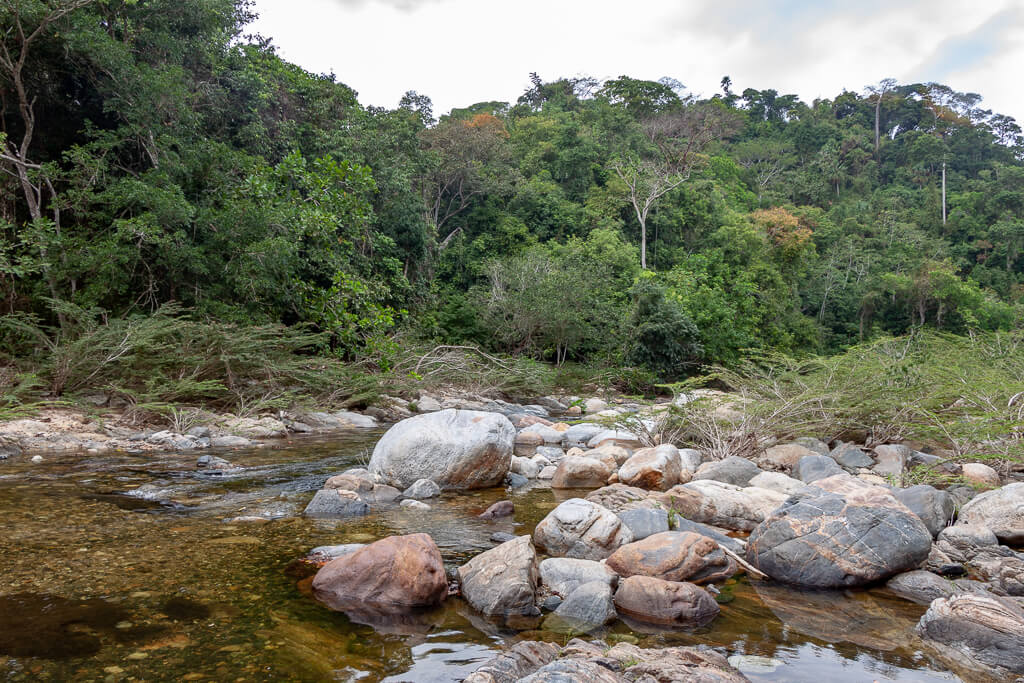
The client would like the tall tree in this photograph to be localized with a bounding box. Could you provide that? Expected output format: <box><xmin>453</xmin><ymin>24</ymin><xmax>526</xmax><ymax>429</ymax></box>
<box><xmin>612</xmin><ymin>102</ymin><xmax>739</xmax><ymax>268</ymax></box>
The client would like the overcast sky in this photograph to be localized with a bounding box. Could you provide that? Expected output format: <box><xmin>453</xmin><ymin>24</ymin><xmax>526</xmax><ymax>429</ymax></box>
<box><xmin>248</xmin><ymin>0</ymin><xmax>1024</xmax><ymax>123</ymax></box>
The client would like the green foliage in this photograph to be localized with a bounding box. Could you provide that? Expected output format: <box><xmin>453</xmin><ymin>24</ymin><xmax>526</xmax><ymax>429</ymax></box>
<box><xmin>624</xmin><ymin>277</ymin><xmax>702</xmax><ymax>380</ymax></box>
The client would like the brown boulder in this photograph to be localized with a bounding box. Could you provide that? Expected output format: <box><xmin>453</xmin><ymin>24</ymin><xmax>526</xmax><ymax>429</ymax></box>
<box><xmin>613</xmin><ymin>575</ymin><xmax>720</xmax><ymax>626</ymax></box>
<box><xmin>312</xmin><ymin>533</ymin><xmax>447</xmax><ymax>614</ymax></box>
<box><xmin>617</xmin><ymin>445</ymin><xmax>683</xmax><ymax>491</ymax></box>
<box><xmin>551</xmin><ymin>456</ymin><xmax>614</xmax><ymax>489</ymax></box>
<box><xmin>606</xmin><ymin>531</ymin><xmax>738</xmax><ymax>585</ymax></box>
<box><xmin>479</xmin><ymin>500</ymin><xmax>514</xmax><ymax>519</ymax></box>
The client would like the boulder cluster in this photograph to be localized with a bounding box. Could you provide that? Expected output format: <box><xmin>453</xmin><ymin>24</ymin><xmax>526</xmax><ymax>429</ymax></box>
<box><xmin>302</xmin><ymin>395</ymin><xmax>1024</xmax><ymax>681</ymax></box>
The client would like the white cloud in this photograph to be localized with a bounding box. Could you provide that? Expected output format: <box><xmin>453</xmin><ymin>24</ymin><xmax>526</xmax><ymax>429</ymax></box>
<box><xmin>248</xmin><ymin>0</ymin><xmax>1024</xmax><ymax>123</ymax></box>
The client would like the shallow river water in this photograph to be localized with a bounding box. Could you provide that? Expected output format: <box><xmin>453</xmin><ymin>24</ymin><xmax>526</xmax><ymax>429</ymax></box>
<box><xmin>0</xmin><ymin>433</ymin><xmax>965</xmax><ymax>682</ymax></box>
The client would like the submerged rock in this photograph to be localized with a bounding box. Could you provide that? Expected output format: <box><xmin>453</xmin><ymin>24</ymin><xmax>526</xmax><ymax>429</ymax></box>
<box><xmin>479</xmin><ymin>500</ymin><xmax>514</xmax><ymax>519</ymax></box>
<box><xmin>303</xmin><ymin>489</ymin><xmax>370</xmax><ymax>518</ymax></box>
<box><xmin>368</xmin><ymin>409</ymin><xmax>514</xmax><ymax>490</ymax></box>
<box><xmin>312</xmin><ymin>533</ymin><xmax>447</xmax><ymax>614</ymax></box>
<box><xmin>613</xmin><ymin>575</ymin><xmax>720</xmax><ymax>627</ymax></box>
<box><xmin>544</xmin><ymin>581</ymin><xmax>616</xmax><ymax>633</ymax></box>
<box><xmin>462</xmin><ymin>641</ymin><xmax>560</xmax><ymax>683</ymax></box>
<box><xmin>402</xmin><ymin>478</ymin><xmax>441</xmax><ymax>500</ymax></box>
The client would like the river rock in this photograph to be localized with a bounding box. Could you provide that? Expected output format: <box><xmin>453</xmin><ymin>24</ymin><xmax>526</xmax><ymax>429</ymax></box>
<box><xmin>793</xmin><ymin>454</ymin><xmax>844</xmax><ymax>483</ymax></box>
<box><xmin>538</xmin><ymin>465</ymin><xmax>556</xmax><ymax>479</ymax></box>
<box><xmin>886</xmin><ymin>570</ymin><xmax>979</xmax><ymax>605</ymax></box>
<box><xmin>303</xmin><ymin>489</ymin><xmax>370</xmax><ymax>518</ymax></box>
<box><xmin>613</xmin><ymin>575</ymin><xmax>720</xmax><ymax>626</ymax></box>
<box><xmin>584</xmin><ymin>484</ymin><xmax>652</xmax><ymax>513</ymax></box>
<box><xmin>794</xmin><ymin>436</ymin><xmax>830</xmax><ymax>455</ymax></box>
<box><xmin>586</xmin><ymin>429</ymin><xmax>643</xmax><ymax>450</ymax></box>
<box><xmin>748</xmin><ymin>471</ymin><xmax>805</xmax><ymax>496</ymax></box>
<box><xmin>759</xmin><ymin>443</ymin><xmax>818</xmax><ymax>471</ymax></box>
<box><xmin>581</xmin><ymin>448</ymin><xmax>619</xmax><ymax>470</ymax></box>
<box><xmin>312</xmin><ymin>533</ymin><xmax>447</xmax><ymax>613</ymax></box>
<box><xmin>957</xmin><ymin>482</ymin><xmax>1024</xmax><ymax>544</ymax></box>
<box><xmin>479</xmin><ymin>500</ymin><xmax>514</xmax><ymax>519</ymax></box>
<box><xmin>693</xmin><ymin>456</ymin><xmax>762</xmax><ymax>486</ymax></box>
<box><xmin>584</xmin><ymin>398</ymin><xmax>608</xmax><ymax>413</ymax></box>
<box><xmin>402</xmin><ymin>478</ymin><xmax>441</xmax><ymax>500</ymax></box>
<box><xmin>971</xmin><ymin>552</ymin><xmax>1024</xmax><ymax>596</ymax></box>
<box><xmin>917</xmin><ymin>593</ymin><xmax>1024</xmax><ymax>676</ymax></box>
<box><xmin>458</xmin><ymin>536</ymin><xmax>539</xmax><ymax>617</ymax></box>
<box><xmin>506</xmin><ymin>472</ymin><xmax>529</xmax><ymax>488</ymax></box>
<box><xmin>520</xmin><ymin>423</ymin><xmax>564</xmax><ymax>445</ymax></box>
<box><xmin>306</xmin><ymin>543</ymin><xmax>366</xmax><ymax>563</ymax></box>
<box><xmin>462</xmin><ymin>641</ymin><xmax>560</xmax><ymax>683</ymax></box>
<box><xmin>746</xmin><ymin>484</ymin><xmax>933</xmax><ymax>587</ymax></box>
<box><xmin>544</xmin><ymin>581</ymin><xmax>616</xmax><ymax>633</ymax></box>
<box><xmin>872</xmin><ymin>444</ymin><xmax>911</xmax><ymax>478</ymax></box>
<box><xmin>368</xmin><ymin>409</ymin><xmax>514</xmax><ymax>490</ymax></box>
<box><xmin>936</xmin><ymin>524</ymin><xmax>1000</xmax><ymax>563</ymax></box>
<box><xmin>533</xmin><ymin>498</ymin><xmax>633</xmax><ymax>560</ymax></box>
<box><xmin>617</xmin><ymin>445</ymin><xmax>682</xmax><ymax>491</ymax></box>
<box><xmin>551</xmin><ymin>456</ymin><xmax>613</xmax><ymax>489</ymax></box>
<box><xmin>510</xmin><ymin>455</ymin><xmax>540</xmax><ymax>479</ymax></box>
<box><xmin>606</xmin><ymin>531</ymin><xmax>737</xmax><ymax>585</ymax></box>
<box><xmin>535</xmin><ymin>445</ymin><xmax>565</xmax><ymax>462</ymax></box>
<box><xmin>196</xmin><ymin>454</ymin><xmax>234</xmax><ymax>471</ymax></box>
<box><xmin>562</xmin><ymin>423</ymin><xmax>604</xmax><ymax>448</ymax></box>
<box><xmin>961</xmin><ymin>462</ymin><xmax>1001</xmax><ymax>488</ymax></box>
<box><xmin>671</xmin><ymin>518</ymin><xmax>746</xmax><ymax>553</ymax></box>
<box><xmin>654</xmin><ymin>480</ymin><xmax>787</xmax><ymax>531</ymax></box>
<box><xmin>617</xmin><ymin>507</ymin><xmax>669</xmax><ymax>540</ymax></box>
<box><xmin>538</xmin><ymin>557</ymin><xmax>618</xmax><ymax>598</ymax></box>
<box><xmin>830</xmin><ymin>442</ymin><xmax>874</xmax><ymax>468</ymax></box>
<box><xmin>210</xmin><ymin>435</ymin><xmax>252</xmax><ymax>448</ymax></box>
<box><xmin>678</xmin><ymin>448</ymin><xmax>703</xmax><ymax>473</ymax></box>
<box><xmin>400</xmin><ymin>499</ymin><xmax>430</xmax><ymax>510</ymax></box>
<box><xmin>895</xmin><ymin>484</ymin><xmax>954</xmax><ymax>537</ymax></box>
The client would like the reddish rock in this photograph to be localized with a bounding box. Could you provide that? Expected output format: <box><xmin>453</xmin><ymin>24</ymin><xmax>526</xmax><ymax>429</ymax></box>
<box><xmin>551</xmin><ymin>456</ymin><xmax>614</xmax><ymax>489</ymax></box>
<box><xmin>613</xmin><ymin>575</ymin><xmax>720</xmax><ymax>626</ymax></box>
<box><xmin>606</xmin><ymin>531</ymin><xmax>738</xmax><ymax>585</ymax></box>
<box><xmin>479</xmin><ymin>500</ymin><xmax>515</xmax><ymax>519</ymax></box>
<box><xmin>312</xmin><ymin>533</ymin><xmax>447</xmax><ymax>614</ymax></box>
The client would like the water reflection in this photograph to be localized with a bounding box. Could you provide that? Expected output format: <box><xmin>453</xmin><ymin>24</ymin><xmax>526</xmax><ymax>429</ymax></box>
<box><xmin>0</xmin><ymin>435</ymin><xmax>964</xmax><ymax>682</ymax></box>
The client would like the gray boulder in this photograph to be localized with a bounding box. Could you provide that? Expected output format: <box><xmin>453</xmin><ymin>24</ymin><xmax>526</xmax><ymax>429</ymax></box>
<box><xmin>402</xmin><ymin>478</ymin><xmax>441</xmax><ymax>500</ymax></box>
<box><xmin>462</xmin><ymin>641</ymin><xmax>560</xmax><ymax>683</ymax></box>
<box><xmin>458</xmin><ymin>535</ymin><xmax>539</xmax><ymax>617</ymax></box>
<box><xmin>538</xmin><ymin>557</ymin><xmax>618</xmax><ymax>598</ymax></box>
<box><xmin>561</xmin><ymin>423</ymin><xmax>605</xmax><ymax>448</ymax></box>
<box><xmin>957</xmin><ymin>482</ymin><xmax>1024</xmax><ymax>545</ymax></box>
<box><xmin>793</xmin><ymin>454</ymin><xmax>844</xmax><ymax>483</ymax></box>
<box><xmin>895</xmin><ymin>484</ymin><xmax>955</xmax><ymax>537</ymax></box>
<box><xmin>533</xmin><ymin>498</ymin><xmax>633</xmax><ymax>561</ymax></box>
<box><xmin>544</xmin><ymin>581</ymin><xmax>616</xmax><ymax>633</ymax></box>
<box><xmin>830</xmin><ymin>442</ymin><xmax>874</xmax><ymax>468</ymax></box>
<box><xmin>748</xmin><ymin>471</ymin><xmax>805</xmax><ymax>496</ymax></box>
<box><xmin>617</xmin><ymin>507</ymin><xmax>669</xmax><ymax>541</ymax></box>
<box><xmin>886</xmin><ymin>570</ymin><xmax>983</xmax><ymax>605</ymax></box>
<box><xmin>510</xmin><ymin>455</ymin><xmax>541</xmax><ymax>479</ymax></box>
<box><xmin>693</xmin><ymin>456</ymin><xmax>762</xmax><ymax>486</ymax></box>
<box><xmin>303</xmin><ymin>489</ymin><xmax>370</xmax><ymax>518</ymax></box>
<box><xmin>917</xmin><ymin>593</ymin><xmax>1024</xmax><ymax>676</ymax></box>
<box><xmin>654</xmin><ymin>480</ymin><xmax>787</xmax><ymax>532</ymax></box>
<box><xmin>678</xmin><ymin>448</ymin><xmax>703</xmax><ymax>473</ymax></box>
<box><xmin>368</xmin><ymin>409</ymin><xmax>514</xmax><ymax>490</ymax></box>
<box><xmin>747</xmin><ymin>484</ymin><xmax>933</xmax><ymax>587</ymax></box>
<box><xmin>936</xmin><ymin>524</ymin><xmax>1001</xmax><ymax>563</ymax></box>
<box><xmin>672</xmin><ymin>517</ymin><xmax>746</xmax><ymax>554</ymax></box>
<box><xmin>794</xmin><ymin>437</ymin><xmax>830</xmax><ymax>455</ymax></box>
<box><xmin>872</xmin><ymin>444</ymin><xmax>911</xmax><ymax>478</ymax></box>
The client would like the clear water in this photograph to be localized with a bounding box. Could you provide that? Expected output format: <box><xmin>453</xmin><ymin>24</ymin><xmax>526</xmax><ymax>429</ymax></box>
<box><xmin>0</xmin><ymin>435</ymin><xmax>969</xmax><ymax>681</ymax></box>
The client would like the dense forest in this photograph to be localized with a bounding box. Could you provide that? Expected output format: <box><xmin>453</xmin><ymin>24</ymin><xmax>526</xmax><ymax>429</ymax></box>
<box><xmin>3</xmin><ymin>0</ymin><xmax>1024</xmax><ymax>390</ymax></box>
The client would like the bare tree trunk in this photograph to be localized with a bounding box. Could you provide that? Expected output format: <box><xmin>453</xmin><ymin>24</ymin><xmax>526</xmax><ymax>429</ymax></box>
<box><xmin>941</xmin><ymin>161</ymin><xmax>947</xmax><ymax>225</ymax></box>
<box><xmin>875</xmin><ymin>97</ymin><xmax>881</xmax><ymax>161</ymax></box>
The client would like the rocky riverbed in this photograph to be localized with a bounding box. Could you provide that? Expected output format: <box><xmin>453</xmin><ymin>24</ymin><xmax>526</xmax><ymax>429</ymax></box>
<box><xmin>1</xmin><ymin>392</ymin><xmax>1021</xmax><ymax>681</ymax></box>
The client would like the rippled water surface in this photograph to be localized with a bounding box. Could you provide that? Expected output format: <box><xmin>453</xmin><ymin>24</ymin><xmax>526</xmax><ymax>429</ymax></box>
<box><xmin>0</xmin><ymin>434</ymin><xmax>965</xmax><ymax>681</ymax></box>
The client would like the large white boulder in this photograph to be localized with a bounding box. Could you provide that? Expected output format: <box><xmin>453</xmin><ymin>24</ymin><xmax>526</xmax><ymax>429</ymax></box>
<box><xmin>368</xmin><ymin>409</ymin><xmax>514</xmax><ymax>490</ymax></box>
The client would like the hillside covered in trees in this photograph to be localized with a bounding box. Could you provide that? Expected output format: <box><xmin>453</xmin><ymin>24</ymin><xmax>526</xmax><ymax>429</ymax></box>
<box><xmin>3</xmin><ymin>0</ymin><xmax>1024</xmax><ymax>391</ymax></box>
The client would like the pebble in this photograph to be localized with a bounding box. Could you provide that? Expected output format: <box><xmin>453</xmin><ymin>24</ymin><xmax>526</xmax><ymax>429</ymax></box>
<box><xmin>126</xmin><ymin>652</ymin><xmax>149</xmax><ymax>660</ymax></box>
<box><xmin>31</xmin><ymin>455</ymin><xmax>43</xmax><ymax>463</ymax></box>
<box><xmin>400</xmin><ymin>499</ymin><xmax>430</xmax><ymax>510</ymax></box>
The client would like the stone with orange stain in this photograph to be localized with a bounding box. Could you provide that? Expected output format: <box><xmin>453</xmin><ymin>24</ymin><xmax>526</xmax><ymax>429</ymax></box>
<box><xmin>606</xmin><ymin>531</ymin><xmax>738</xmax><ymax>585</ymax></box>
<box><xmin>312</xmin><ymin>533</ymin><xmax>448</xmax><ymax>614</ymax></box>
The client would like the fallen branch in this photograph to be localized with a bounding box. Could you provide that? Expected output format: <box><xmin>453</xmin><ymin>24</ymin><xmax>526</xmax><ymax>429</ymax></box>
<box><xmin>721</xmin><ymin>545</ymin><xmax>767</xmax><ymax>580</ymax></box>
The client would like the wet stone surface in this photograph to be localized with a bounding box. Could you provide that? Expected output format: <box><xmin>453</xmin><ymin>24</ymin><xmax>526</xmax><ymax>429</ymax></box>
<box><xmin>0</xmin><ymin>434</ymin><xmax>970</xmax><ymax>682</ymax></box>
